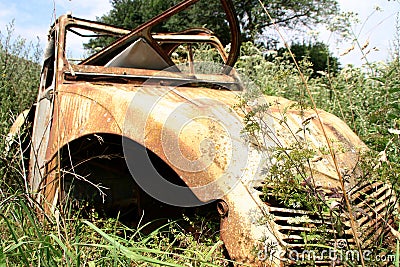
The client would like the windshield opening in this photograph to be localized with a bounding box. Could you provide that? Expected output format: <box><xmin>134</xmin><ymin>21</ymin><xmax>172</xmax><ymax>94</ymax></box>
<box><xmin>62</xmin><ymin>0</ymin><xmax>239</xmax><ymax>77</ymax></box>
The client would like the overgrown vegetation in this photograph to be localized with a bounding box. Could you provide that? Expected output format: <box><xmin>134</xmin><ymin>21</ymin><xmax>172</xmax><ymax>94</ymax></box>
<box><xmin>0</xmin><ymin>23</ymin><xmax>40</xmax><ymax>193</ymax></box>
<box><xmin>272</xmin><ymin>41</ymin><xmax>341</xmax><ymax>77</ymax></box>
<box><xmin>237</xmin><ymin>40</ymin><xmax>400</xmax><ymax>163</ymax></box>
<box><xmin>235</xmin><ymin>32</ymin><xmax>400</xmax><ymax>266</ymax></box>
<box><xmin>1</xmin><ymin>8</ymin><xmax>400</xmax><ymax>267</ymax></box>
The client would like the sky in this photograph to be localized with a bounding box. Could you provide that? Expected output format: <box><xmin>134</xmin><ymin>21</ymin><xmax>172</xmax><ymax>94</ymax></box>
<box><xmin>0</xmin><ymin>0</ymin><xmax>399</xmax><ymax>67</ymax></box>
<box><xmin>325</xmin><ymin>0</ymin><xmax>400</xmax><ymax>66</ymax></box>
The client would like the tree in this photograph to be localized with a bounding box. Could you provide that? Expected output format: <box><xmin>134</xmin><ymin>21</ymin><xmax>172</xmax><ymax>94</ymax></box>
<box><xmin>276</xmin><ymin>42</ymin><xmax>340</xmax><ymax>77</ymax></box>
<box><xmin>234</xmin><ymin>0</ymin><xmax>339</xmax><ymax>44</ymax></box>
<box><xmin>88</xmin><ymin>0</ymin><xmax>340</xmax><ymax>48</ymax></box>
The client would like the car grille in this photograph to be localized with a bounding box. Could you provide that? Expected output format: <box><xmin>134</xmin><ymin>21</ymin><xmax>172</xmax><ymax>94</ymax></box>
<box><xmin>255</xmin><ymin>180</ymin><xmax>398</xmax><ymax>266</ymax></box>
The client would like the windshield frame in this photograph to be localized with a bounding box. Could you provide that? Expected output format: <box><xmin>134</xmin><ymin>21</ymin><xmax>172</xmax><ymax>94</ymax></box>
<box><xmin>78</xmin><ymin>0</ymin><xmax>240</xmax><ymax>70</ymax></box>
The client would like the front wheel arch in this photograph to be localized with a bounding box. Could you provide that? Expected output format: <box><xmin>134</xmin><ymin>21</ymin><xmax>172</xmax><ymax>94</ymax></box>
<box><xmin>53</xmin><ymin>133</ymin><xmax>201</xmax><ymax>221</ymax></box>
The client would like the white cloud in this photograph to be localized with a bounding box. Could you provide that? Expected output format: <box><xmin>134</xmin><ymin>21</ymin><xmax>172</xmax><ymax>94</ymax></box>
<box><xmin>0</xmin><ymin>0</ymin><xmax>112</xmax><ymax>54</ymax></box>
<box><xmin>0</xmin><ymin>2</ymin><xmax>18</xmax><ymax>29</ymax></box>
<box><xmin>322</xmin><ymin>0</ymin><xmax>400</xmax><ymax>66</ymax></box>
<box><xmin>0</xmin><ymin>2</ymin><xmax>16</xmax><ymax>18</ymax></box>
<box><xmin>54</xmin><ymin>0</ymin><xmax>112</xmax><ymax>20</ymax></box>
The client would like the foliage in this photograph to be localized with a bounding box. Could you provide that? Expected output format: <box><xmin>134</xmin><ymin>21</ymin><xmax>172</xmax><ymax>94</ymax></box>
<box><xmin>86</xmin><ymin>0</ymin><xmax>341</xmax><ymax>49</ymax></box>
<box><xmin>309</xmin><ymin>60</ymin><xmax>400</xmax><ymax>163</ymax></box>
<box><xmin>235</xmin><ymin>41</ymin><xmax>400</xmax><ymax>162</ymax></box>
<box><xmin>0</xmin><ymin>194</ymin><xmax>228</xmax><ymax>266</ymax></box>
<box><xmin>0</xmin><ymin>22</ymin><xmax>40</xmax><ymax>137</ymax></box>
<box><xmin>234</xmin><ymin>0</ymin><xmax>339</xmax><ymax>44</ymax></box>
<box><xmin>0</xmin><ymin>23</ymin><xmax>41</xmax><ymax>192</ymax></box>
<box><xmin>235</xmin><ymin>38</ymin><xmax>400</xmax><ymax>264</ymax></box>
<box><xmin>273</xmin><ymin>41</ymin><xmax>340</xmax><ymax>77</ymax></box>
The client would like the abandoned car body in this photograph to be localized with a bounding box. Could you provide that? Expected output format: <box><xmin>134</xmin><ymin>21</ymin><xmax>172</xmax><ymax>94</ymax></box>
<box><xmin>12</xmin><ymin>0</ymin><xmax>397</xmax><ymax>265</ymax></box>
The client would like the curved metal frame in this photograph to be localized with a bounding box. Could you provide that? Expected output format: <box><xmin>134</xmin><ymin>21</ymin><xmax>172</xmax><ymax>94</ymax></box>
<box><xmin>79</xmin><ymin>0</ymin><xmax>240</xmax><ymax>69</ymax></box>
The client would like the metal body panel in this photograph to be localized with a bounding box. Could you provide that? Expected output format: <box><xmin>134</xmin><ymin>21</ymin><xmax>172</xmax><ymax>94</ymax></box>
<box><xmin>39</xmin><ymin>76</ymin><xmax>369</xmax><ymax>264</ymax></box>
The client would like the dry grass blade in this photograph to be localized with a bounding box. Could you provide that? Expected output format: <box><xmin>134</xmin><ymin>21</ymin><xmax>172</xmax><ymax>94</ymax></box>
<box><xmin>256</xmin><ymin>1</ymin><xmax>367</xmax><ymax>266</ymax></box>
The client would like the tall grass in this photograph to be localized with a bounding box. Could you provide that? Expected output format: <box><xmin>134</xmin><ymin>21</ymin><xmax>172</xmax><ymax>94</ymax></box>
<box><xmin>0</xmin><ymin>22</ymin><xmax>41</xmax><ymax>193</ymax></box>
<box><xmin>236</xmin><ymin>41</ymin><xmax>400</xmax><ymax>163</ymax></box>
<box><xmin>235</xmin><ymin>9</ymin><xmax>400</xmax><ymax>264</ymax></box>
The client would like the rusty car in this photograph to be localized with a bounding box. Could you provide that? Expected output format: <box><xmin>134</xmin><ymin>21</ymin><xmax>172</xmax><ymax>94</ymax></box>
<box><xmin>9</xmin><ymin>0</ymin><xmax>398</xmax><ymax>265</ymax></box>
